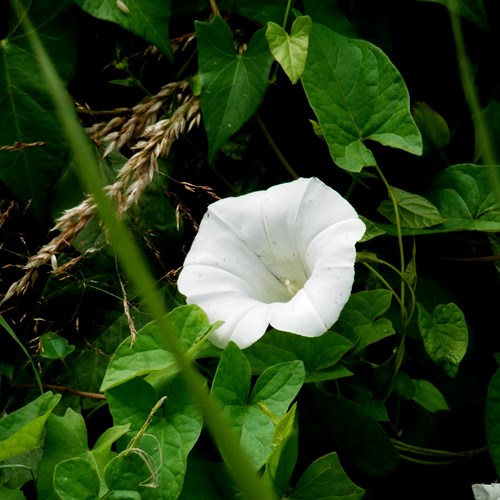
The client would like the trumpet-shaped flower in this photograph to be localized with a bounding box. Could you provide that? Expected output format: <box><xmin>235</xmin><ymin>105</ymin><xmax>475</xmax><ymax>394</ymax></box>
<box><xmin>177</xmin><ymin>177</ymin><xmax>365</xmax><ymax>349</ymax></box>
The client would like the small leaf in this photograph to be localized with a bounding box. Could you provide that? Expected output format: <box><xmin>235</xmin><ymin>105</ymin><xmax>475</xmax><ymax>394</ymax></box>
<box><xmin>301</xmin><ymin>22</ymin><xmax>422</xmax><ymax>172</ymax></box>
<box><xmin>54</xmin><ymin>457</ymin><xmax>100</xmax><ymax>500</ymax></box>
<box><xmin>0</xmin><ymin>392</ymin><xmax>61</xmax><ymax>461</ymax></box>
<box><xmin>359</xmin><ymin>216</ymin><xmax>385</xmax><ymax>242</ymax></box>
<box><xmin>266</xmin><ymin>16</ymin><xmax>312</xmax><ymax>84</ymax></box>
<box><xmin>417</xmin><ymin>302</ymin><xmax>468</xmax><ymax>377</ymax></box>
<box><xmin>196</xmin><ymin>17</ymin><xmax>273</xmax><ymax>160</ymax></box>
<box><xmin>39</xmin><ymin>333</ymin><xmax>75</xmax><ymax>360</ymax></box>
<box><xmin>291</xmin><ymin>452</ymin><xmax>365</xmax><ymax>499</ymax></box>
<box><xmin>412</xmin><ymin>379</ymin><xmax>450</xmax><ymax>413</ymax></box>
<box><xmin>335</xmin><ymin>290</ymin><xmax>395</xmax><ymax>352</ymax></box>
<box><xmin>378</xmin><ymin>187</ymin><xmax>446</xmax><ymax>228</ymax></box>
<box><xmin>412</xmin><ymin>101</ymin><xmax>451</xmax><ymax>152</ymax></box>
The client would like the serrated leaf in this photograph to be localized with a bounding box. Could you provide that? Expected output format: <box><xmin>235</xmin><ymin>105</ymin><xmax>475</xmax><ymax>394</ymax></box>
<box><xmin>54</xmin><ymin>457</ymin><xmax>101</xmax><ymax>500</ymax></box>
<box><xmin>196</xmin><ymin>17</ymin><xmax>273</xmax><ymax>160</ymax></box>
<box><xmin>0</xmin><ymin>1</ymin><xmax>75</xmax><ymax>223</ymax></box>
<box><xmin>335</xmin><ymin>290</ymin><xmax>395</xmax><ymax>352</ymax></box>
<box><xmin>417</xmin><ymin>302</ymin><xmax>468</xmax><ymax>377</ymax></box>
<box><xmin>0</xmin><ymin>392</ymin><xmax>61</xmax><ymax>462</ymax></box>
<box><xmin>73</xmin><ymin>0</ymin><xmax>172</xmax><ymax>59</ymax></box>
<box><xmin>106</xmin><ymin>376</ymin><xmax>203</xmax><ymax>499</ymax></box>
<box><xmin>412</xmin><ymin>379</ymin><xmax>449</xmax><ymax>412</ymax></box>
<box><xmin>301</xmin><ymin>22</ymin><xmax>422</xmax><ymax>172</ymax></box>
<box><xmin>244</xmin><ymin>329</ymin><xmax>354</xmax><ymax>382</ymax></box>
<box><xmin>266</xmin><ymin>16</ymin><xmax>312</xmax><ymax>84</ymax></box>
<box><xmin>378</xmin><ymin>186</ymin><xmax>446</xmax><ymax>228</ymax></box>
<box><xmin>291</xmin><ymin>452</ymin><xmax>365</xmax><ymax>499</ymax></box>
<box><xmin>211</xmin><ymin>343</ymin><xmax>305</xmax><ymax>469</ymax></box>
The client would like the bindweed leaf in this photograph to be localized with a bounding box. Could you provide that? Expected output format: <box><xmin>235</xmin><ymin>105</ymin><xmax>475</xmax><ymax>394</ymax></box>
<box><xmin>53</xmin><ymin>457</ymin><xmax>100</xmax><ymax>500</ymax></box>
<box><xmin>0</xmin><ymin>392</ymin><xmax>61</xmax><ymax>462</ymax></box>
<box><xmin>73</xmin><ymin>0</ymin><xmax>172</xmax><ymax>59</ymax></box>
<box><xmin>413</xmin><ymin>101</ymin><xmax>451</xmax><ymax>153</ymax></box>
<box><xmin>106</xmin><ymin>376</ymin><xmax>203</xmax><ymax>499</ymax></box>
<box><xmin>244</xmin><ymin>329</ymin><xmax>354</xmax><ymax>382</ymax></box>
<box><xmin>412</xmin><ymin>379</ymin><xmax>449</xmax><ymax>412</ymax></box>
<box><xmin>290</xmin><ymin>452</ymin><xmax>365</xmax><ymax>499</ymax></box>
<box><xmin>378</xmin><ymin>187</ymin><xmax>446</xmax><ymax>228</ymax></box>
<box><xmin>301</xmin><ymin>22</ymin><xmax>422</xmax><ymax>172</ymax></box>
<box><xmin>233</xmin><ymin>0</ymin><xmax>288</xmax><ymax>25</ymax></box>
<box><xmin>266</xmin><ymin>16</ymin><xmax>312</xmax><ymax>84</ymax></box>
<box><xmin>39</xmin><ymin>332</ymin><xmax>75</xmax><ymax>360</ymax></box>
<box><xmin>101</xmin><ymin>305</ymin><xmax>213</xmax><ymax>391</ymax></box>
<box><xmin>211</xmin><ymin>343</ymin><xmax>305</xmax><ymax>469</ymax></box>
<box><xmin>335</xmin><ymin>290</ymin><xmax>394</xmax><ymax>352</ymax></box>
<box><xmin>196</xmin><ymin>17</ymin><xmax>273</xmax><ymax>160</ymax></box>
<box><xmin>417</xmin><ymin>302</ymin><xmax>468</xmax><ymax>377</ymax></box>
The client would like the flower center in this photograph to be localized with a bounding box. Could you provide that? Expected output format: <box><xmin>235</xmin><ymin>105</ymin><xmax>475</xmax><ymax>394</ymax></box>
<box><xmin>284</xmin><ymin>278</ymin><xmax>302</xmax><ymax>298</ymax></box>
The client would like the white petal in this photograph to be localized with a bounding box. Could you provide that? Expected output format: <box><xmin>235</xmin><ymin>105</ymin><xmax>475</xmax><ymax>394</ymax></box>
<box><xmin>472</xmin><ymin>484</ymin><xmax>500</xmax><ymax>500</ymax></box>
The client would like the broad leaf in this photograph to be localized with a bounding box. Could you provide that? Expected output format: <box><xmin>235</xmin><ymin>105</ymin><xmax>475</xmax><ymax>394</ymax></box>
<box><xmin>412</xmin><ymin>379</ymin><xmax>450</xmax><ymax>412</ymax></box>
<box><xmin>196</xmin><ymin>17</ymin><xmax>273</xmax><ymax>160</ymax></box>
<box><xmin>54</xmin><ymin>457</ymin><xmax>100</xmax><ymax>500</ymax></box>
<box><xmin>291</xmin><ymin>452</ymin><xmax>365</xmax><ymax>499</ymax></box>
<box><xmin>0</xmin><ymin>392</ymin><xmax>61</xmax><ymax>462</ymax></box>
<box><xmin>378</xmin><ymin>186</ymin><xmax>446</xmax><ymax>228</ymax></box>
<box><xmin>266</xmin><ymin>16</ymin><xmax>312</xmax><ymax>84</ymax></box>
<box><xmin>244</xmin><ymin>329</ymin><xmax>354</xmax><ymax>382</ymax></box>
<box><xmin>335</xmin><ymin>290</ymin><xmax>394</xmax><ymax>352</ymax></box>
<box><xmin>417</xmin><ymin>0</ymin><xmax>488</xmax><ymax>30</ymax></box>
<box><xmin>233</xmin><ymin>0</ymin><xmax>288</xmax><ymax>25</ymax></box>
<box><xmin>0</xmin><ymin>0</ymin><xmax>75</xmax><ymax>223</ymax></box>
<box><xmin>211</xmin><ymin>343</ymin><xmax>305</xmax><ymax>469</ymax></box>
<box><xmin>101</xmin><ymin>305</ymin><xmax>213</xmax><ymax>391</ymax></box>
<box><xmin>73</xmin><ymin>0</ymin><xmax>173</xmax><ymax>59</ymax></box>
<box><xmin>304</xmin><ymin>0</ymin><xmax>355</xmax><ymax>36</ymax></box>
<box><xmin>486</xmin><ymin>367</ymin><xmax>500</xmax><ymax>476</ymax></box>
<box><xmin>39</xmin><ymin>332</ymin><xmax>75</xmax><ymax>360</ymax></box>
<box><xmin>311</xmin><ymin>390</ymin><xmax>400</xmax><ymax>477</ymax></box>
<box><xmin>301</xmin><ymin>22</ymin><xmax>422</xmax><ymax>172</ymax></box>
<box><xmin>106</xmin><ymin>376</ymin><xmax>203</xmax><ymax>499</ymax></box>
<box><xmin>417</xmin><ymin>302</ymin><xmax>468</xmax><ymax>377</ymax></box>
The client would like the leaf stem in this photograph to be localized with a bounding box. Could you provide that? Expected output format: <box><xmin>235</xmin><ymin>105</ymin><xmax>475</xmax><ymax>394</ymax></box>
<box><xmin>255</xmin><ymin>113</ymin><xmax>299</xmax><ymax>179</ymax></box>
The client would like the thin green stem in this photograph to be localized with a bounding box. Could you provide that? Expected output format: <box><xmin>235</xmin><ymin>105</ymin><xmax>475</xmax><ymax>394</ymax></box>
<box><xmin>16</xmin><ymin>3</ymin><xmax>275</xmax><ymax>498</ymax></box>
<box><xmin>360</xmin><ymin>262</ymin><xmax>402</xmax><ymax>308</ymax></box>
<box><xmin>281</xmin><ymin>0</ymin><xmax>293</xmax><ymax>29</ymax></box>
<box><xmin>256</xmin><ymin>113</ymin><xmax>299</xmax><ymax>179</ymax></box>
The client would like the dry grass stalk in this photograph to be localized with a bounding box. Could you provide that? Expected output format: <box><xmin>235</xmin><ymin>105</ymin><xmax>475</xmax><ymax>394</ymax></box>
<box><xmin>2</xmin><ymin>81</ymin><xmax>201</xmax><ymax>303</ymax></box>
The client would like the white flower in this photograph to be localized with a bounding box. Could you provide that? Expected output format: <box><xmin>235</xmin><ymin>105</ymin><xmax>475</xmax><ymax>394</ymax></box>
<box><xmin>472</xmin><ymin>484</ymin><xmax>500</xmax><ymax>500</ymax></box>
<box><xmin>177</xmin><ymin>177</ymin><xmax>365</xmax><ymax>349</ymax></box>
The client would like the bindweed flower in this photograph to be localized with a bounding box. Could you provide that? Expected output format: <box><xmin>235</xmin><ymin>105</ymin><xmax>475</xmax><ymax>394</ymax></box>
<box><xmin>177</xmin><ymin>177</ymin><xmax>365</xmax><ymax>349</ymax></box>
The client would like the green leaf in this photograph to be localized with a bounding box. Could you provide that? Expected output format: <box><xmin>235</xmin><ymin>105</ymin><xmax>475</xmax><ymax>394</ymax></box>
<box><xmin>486</xmin><ymin>367</ymin><xmax>500</xmax><ymax>476</ymax></box>
<box><xmin>359</xmin><ymin>216</ymin><xmax>385</xmax><ymax>242</ymax></box>
<box><xmin>417</xmin><ymin>302</ymin><xmax>468</xmax><ymax>377</ymax></box>
<box><xmin>0</xmin><ymin>487</ymin><xmax>26</xmax><ymax>500</ymax></box>
<box><xmin>304</xmin><ymin>0</ymin><xmax>356</xmax><ymax>36</ymax></box>
<box><xmin>262</xmin><ymin>403</ymin><xmax>298</xmax><ymax>498</ymax></box>
<box><xmin>290</xmin><ymin>452</ymin><xmax>365</xmax><ymax>499</ymax></box>
<box><xmin>101</xmin><ymin>305</ymin><xmax>212</xmax><ymax>391</ymax></box>
<box><xmin>475</xmin><ymin>100</ymin><xmax>500</xmax><ymax>162</ymax></box>
<box><xmin>0</xmin><ymin>392</ymin><xmax>61</xmax><ymax>462</ymax></box>
<box><xmin>73</xmin><ymin>0</ymin><xmax>173</xmax><ymax>59</ymax></box>
<box><xmin>266</xmin><ymin>16</ymin><xmax>312</xmax><ymax>84</ymax></box>
<box><xmin>39</xmin><ymin>332</ymin><xmax>75</xmax><ymax>360</ymax></box>
<box><xmin>378</xmin><ymin>187</ymin><xmax>446</xmax><ymax>228</ymax></box>
<box><xmin>310</xmin><ymin>390</ymin><xmax>399</xmax><ymax>477</ymax></box>
<box><xmin>211</xmin><ymin>343</ymin><xmax>305</xmax><ymax>469</ymax></box>
<box><xmin>103</xmin><ymin>451</ymin><xmax>155</xmax><ymax>494</ymax></box>
<box><xmin>0</xmin><ymin>0</ymin><xmax>75</xmax><ymax>223</ymax></box>
<box><xmin>196</xmin><ymin>17</ymin><xmax>273</xmax><ymax>160</ymax></box>
<box><xmin>106</xmin><ymin>376</ymin><xmax>203</xmax><ymax>499</ymax></box>
<box><xmin>232</xmin><ymin>0</ymin><xmax>289</xmax><ymax>25</ymax></box>
<box><xmin>411</xmin><ymin>379</ymin><xmax>450</xmax><ymax>413</ymax></box>
<box><xmin>412</xmin><ymin>101</ymin><xmax>451</xmax><ymax>153</ymax></box>
<box><xmin>301</xmin><ymin>22</ymin><xmax>422</xmax><ymax>172</ymax></box>
<box><xmin>54</xmin><ymin>457</ymin><xmax>101</xmax><ymax>500</ymax></box>
<box><xmin>417</xmin><ymin>0</ymin><xmax>488</xmax><ymax>30</ymax></box>
<box><xmin>244</xmin><ymin>329</ymin><xmax>354</xmax><ymax>382</ymax></box>
<box><xmin>335</xmin><ymin>290</ymin><xmax>395</xmax><ymax>352</ymax></box>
